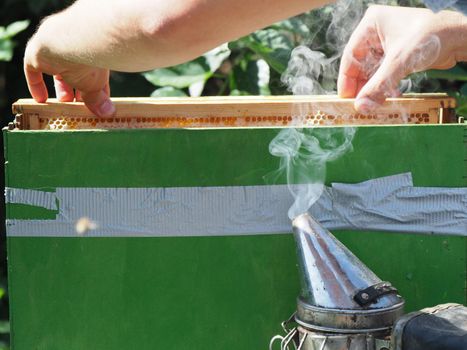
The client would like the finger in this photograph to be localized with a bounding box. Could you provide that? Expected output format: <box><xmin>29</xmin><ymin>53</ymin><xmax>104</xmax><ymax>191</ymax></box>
<box><xmin>338</xmin><ymin>73</ymin><xmax>358</xmax><ymax>99</ymax></box>
<box><xmin>338</xmin><ymin>46</ymin><xmax>381</xmax><ymax>97</ymax></box>
<box><xmin>75</xmin><ymin>90</ymin><xmax>83</xmax><ymax>102</ymax></box>
<box><xmin>339</xmin><ymin>43</ymin><xmax>366</xmax><ymax>98</ymax></box>
<box><xmin>104</xmin><ymin>82</ymin><xmax>110</xmax><ymax>96</ymax></box>
<box><xmin>338</xmin><ymin>12</ymin><xmax>382</xmax><ymax>98</ymax></box>
<box><xmin>338</xmin><ymin>37</ymin><xmax>377</xmax><ymax>98</ymax></box>
<box><xmin>76</xmin><ymin>87</ymin><xmax>108</xmax><ymax>103</ymax></box>
<box><xmin>354</xmin><ymin>55</ymin><xmax>406</xmax><ymax>113</ymax></box>
<box><xmin>54</xmin><ymin>75</ymin><xmax>75</xmax><ymax>102</ymax></box>
<box><xmin>81</xmin><ymin>89</ymin><xmax>115</xmax><ymax>117</ymax></box>
<box><xmin>24</xmin><ymin>65</ymin><xmax>48</xmax><ymax>103</ymax></box>
<box><xmin>356</xmin><ymin>78</ymin><xmax>368</xmax><ymax>97</ymax></box>
<box><xmin>391</xmin><ymin>88</ymin><xmax>402</xmax><ymax>97</ymax></box>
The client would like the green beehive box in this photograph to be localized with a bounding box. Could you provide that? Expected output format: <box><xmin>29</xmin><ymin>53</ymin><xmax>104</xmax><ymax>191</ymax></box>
<box><xmin>4</xmin><ymin>96</ymin><xmax>466</xmax><ymax>350</ymax></box>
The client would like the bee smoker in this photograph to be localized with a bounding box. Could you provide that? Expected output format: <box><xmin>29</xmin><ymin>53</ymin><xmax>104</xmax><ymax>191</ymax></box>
<box><xmin>270</xmin><ymin>213</ymin><xmax>405</xmax><ymax>350</ymax></box>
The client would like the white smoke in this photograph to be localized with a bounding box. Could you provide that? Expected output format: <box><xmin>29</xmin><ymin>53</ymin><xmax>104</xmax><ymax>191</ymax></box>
<box><xmin>269</xmin><ymin>127</ymin><xmax>356</xmax><ymax>219</ymax></box>
<box><xmin>268</xmin><ymin>0</ymin><xmax>439</xmax><ymax>220</ymax></box>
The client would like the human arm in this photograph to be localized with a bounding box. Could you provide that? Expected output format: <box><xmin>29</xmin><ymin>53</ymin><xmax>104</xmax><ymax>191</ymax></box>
<box><xmin>337</xmin><ymin>5</ymin><xmax>467</xmax><ymax>114</ymax></box>
<box><xmin>24</xmin><ymin>0</ymin><xmax>331</xmax><ymax>116</ymax></box>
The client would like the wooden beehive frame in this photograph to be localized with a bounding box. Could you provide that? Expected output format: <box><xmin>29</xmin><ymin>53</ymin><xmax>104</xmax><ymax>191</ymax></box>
<box><xmin>11</xmin><ymin>94</ymin><xmax>457</xmax><ymax>130</ymax></box>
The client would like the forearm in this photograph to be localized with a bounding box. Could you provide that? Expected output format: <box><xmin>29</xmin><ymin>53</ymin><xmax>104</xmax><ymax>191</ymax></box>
<box><xmin>32</xmin><ymin>0</ymin><xmax>331</xmax><ymax>72</ymax></box>
<box><xmin>448</xmin><ymin>10</ymin><xmax>467</xmax><ymax>63</ymax></box>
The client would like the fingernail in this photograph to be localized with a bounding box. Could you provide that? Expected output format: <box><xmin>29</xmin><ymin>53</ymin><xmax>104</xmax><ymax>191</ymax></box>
<box><xmin>57</xmin><ymin>91</ymin><xmax>68</xmax><ymax>101</ymax></box>
<box><xmin>355</xmin><ymin>97</ymin><xmax>381</xmax><ymax>114</ymax></box>
<box><xmin>97</xmin><ymin>99</ymin><xmax>115</xmax><ymax>117</ymax></box>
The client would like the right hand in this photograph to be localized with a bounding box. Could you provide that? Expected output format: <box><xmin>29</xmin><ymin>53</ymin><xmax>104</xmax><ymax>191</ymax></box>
<box><xmin>338</xmin><ymin>5</ymin><xmax>467</xmax><ymax>113</ymax></box>
<box><xmin>24</xmin><ymin>28</ymin><xmax>115</xmax><ymax>117</ymax></box>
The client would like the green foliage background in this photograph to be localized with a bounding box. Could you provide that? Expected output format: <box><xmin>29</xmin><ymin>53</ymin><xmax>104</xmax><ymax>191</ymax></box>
<box><xmin>0</xmin><ymin>0</ymin><xmax>466</xmax><ymax>349</ymax></box>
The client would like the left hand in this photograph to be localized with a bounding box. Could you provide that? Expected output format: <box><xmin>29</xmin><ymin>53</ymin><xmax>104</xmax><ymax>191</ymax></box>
<box><xmin>24</xmin><ymin>30</ymin><xmax>115</xmax><ymax>117</ymax></box>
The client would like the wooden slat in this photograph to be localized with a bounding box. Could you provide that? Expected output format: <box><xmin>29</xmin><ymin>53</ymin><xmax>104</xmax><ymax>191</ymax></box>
<box><xmin>12</xmin><ymin>94</ymin><xmax>456</xmax><ymax>119</ymax></box>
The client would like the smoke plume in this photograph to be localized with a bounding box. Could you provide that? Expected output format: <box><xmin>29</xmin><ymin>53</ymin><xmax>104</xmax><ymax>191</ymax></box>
<box><xmin>268</xmin><ymin>0</ymin><xmax>440</xmax><ymax>220</ymax></box>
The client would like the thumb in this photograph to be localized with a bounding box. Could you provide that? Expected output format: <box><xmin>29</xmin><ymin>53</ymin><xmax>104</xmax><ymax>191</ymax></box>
<box><xmin>354</xmin><ymin>54</ymin><xmax>406</xmax><ymax>114</ymax></box>
<box><xmin>81</xmin><ymin>89</ymin><xmax>115</xmax><ymax>117</ymax></box>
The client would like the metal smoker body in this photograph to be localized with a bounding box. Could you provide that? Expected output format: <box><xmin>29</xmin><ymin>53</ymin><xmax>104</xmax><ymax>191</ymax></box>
<box><xmin>271</xmin><ymin>213</ymin><xmax>404</xmax><ymax>350</ymax></box>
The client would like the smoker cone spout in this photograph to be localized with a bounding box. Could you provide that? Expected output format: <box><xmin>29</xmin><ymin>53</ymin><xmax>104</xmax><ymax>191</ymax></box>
<box><xmin>292</xmin><ymin>213</ymin><xmax>404</xmax><ymax>333</ymax></box>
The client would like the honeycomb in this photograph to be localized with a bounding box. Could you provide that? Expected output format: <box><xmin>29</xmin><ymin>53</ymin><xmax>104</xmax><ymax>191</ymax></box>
<box><xmin>37</xmin><ymin>111</ymin><xmax>435</xmax><ymax>130</ymax></box>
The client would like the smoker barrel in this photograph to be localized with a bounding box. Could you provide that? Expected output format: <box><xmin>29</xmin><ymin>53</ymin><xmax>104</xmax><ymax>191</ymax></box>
<box><xmin>292</xmin><ymin>213</ymin><xmax>405</xmax><ymax>332</ymax></box>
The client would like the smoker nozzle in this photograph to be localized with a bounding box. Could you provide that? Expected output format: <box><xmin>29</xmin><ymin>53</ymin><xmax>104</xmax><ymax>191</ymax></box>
<box><xmin>292</xmin><ymin>213</ymin><xmax>404</xmax><ymax>332</ymax></box>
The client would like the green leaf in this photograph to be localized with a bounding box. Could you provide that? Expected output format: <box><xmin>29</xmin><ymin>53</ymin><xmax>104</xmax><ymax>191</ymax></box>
<box><xmin>252</xmin><ymin>29</ymin><xmax>294</xmax><ymax>51</ymax></box>
<box><xmin>227</xmin><ymin>38</ymin><xmax>248</xmax><ymax>51</ymax></box>
<box><xmin>0</xmin><ymin>340</ymin><xmax>9</xmax><ymax>350</ymax></box>
<box><xmin>230</xmin><ymin>58</ymin><xmax>270</xmax><ymax>96</ymax></box>
<box><xmin>426</xmin><ymin>65</ymin><xmax>467</xmax><ymax>82</ymax></box>
<box><xmin>0</xmin><ymin>321</ymin><xmax>9</xmax><ymax>334</ymax></box>
<box><xmin>143</xmin><ymin>44</ymin><xmax>230</xmax><ymax>92</ymax></box>
<box><xmin>203</xmin><ymin>43</ymin><xmax>231</xmax><ymax>73</ymax></box>
<box><xmin>244</xmin><ymin>29</ymin><xmax>293</xmax><ymax>74</ymax></box>
<box><xmin>459</xmin><ymin>82</ymin><xmax>467</xmax><ymax>96</ymax></box>
<box><xmin>150</xmin><ymin>87</ymin><xmax>187</xmax><ymax>97</ymax></box>
<box><xmin>271</xmin><ymin>18</ymin><xmax>310</xmax><ymax>38</ymax></box>
<box><xmin>0</xmin><ymin>20</ymin><xmax>30</xmax><ymax>62</ymax></box>
<box><xmin>248</xmin><ymin>43</ymin><xmax>290</xmax><ymax>74</ymax></box>
<box><xmin>257</xmin><ymin>59</ymin><xmax>271</xmax><ymax>95</ymax></box>
<box><xmin>231</xmin><ymin>60</ymin><xmax>259</xmax><ymax>95</ymax></box>
<box><xmin>453</xmin><ymin>86</ymin><xmax>467</xmax><ymax>115</ymax></box>
<box><xmin>0</xmin><ymin>39</ymin><xmax>14</xmax><ymax>61</ymax></box>
<box><xmin>188</xmin><ymin>80</ymin><xmax>205</xmax><ymax>97</ymax></box>
<box><xmin>230</xmin><ymin>89</ymin><xmax>251</xmax><ymax>96</ymax></box>
<box><xmin>143</xmin><ymin>58</ymin><xmax>211</xmax><ymax>88</ymax></box>
<box><xmin>5</xmin><ymin>20</ymin><xmax>30</xmax><ymax>38</ymax></box>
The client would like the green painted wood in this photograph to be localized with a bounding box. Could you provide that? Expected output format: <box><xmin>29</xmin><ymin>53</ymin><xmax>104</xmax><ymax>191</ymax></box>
<box><xmin>4</xmin><ymin>125</ymin><xmax>466</xmax><ymax>189</ymax></box>
<box><xmin>4</xmin><ymin>125</ymin><xmax>466</xmax><ymax>350</ymax></box>
<box><xmin>8</xmin><ymin>236</ymin><xmax>298</xmax><ymax>350</ymax></box>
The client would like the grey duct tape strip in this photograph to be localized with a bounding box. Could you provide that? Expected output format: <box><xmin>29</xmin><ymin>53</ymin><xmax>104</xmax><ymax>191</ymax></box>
<box><xmin>7</xmin><ymin>185</ymin><xmax>294</xmax><ymax>237</ymax></box>
<box><xmin>330</xmin><ymin>181</ymin><xmax>467</xmax><ymax>235</ymax></box>
<box><xmin>4</xmin><ymin>188</ymin><xmax>58</xmax><ymax>211</ymax></box>
<box><xmin>5</xmin><ymin>173</ymin><xmax>467</xmax><ymax>237</ymax></box>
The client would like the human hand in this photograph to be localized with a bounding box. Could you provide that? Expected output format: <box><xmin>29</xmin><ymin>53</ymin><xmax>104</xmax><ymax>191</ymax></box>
<box><xmin>338</xmin><ymin>5</ymin><xmax>467</xmax><ymax>113</ymax></box>
<box><xmin>24</xmin><ymin>18</ymin><xmax>115</xmax><ymax>117</ymax></box>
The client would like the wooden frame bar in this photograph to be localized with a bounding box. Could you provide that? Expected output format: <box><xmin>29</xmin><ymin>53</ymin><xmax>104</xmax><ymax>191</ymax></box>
<box><xmin>11</xmin><ymin>94</ymin><xmax>457</xmax><ymax>130</ymax></box>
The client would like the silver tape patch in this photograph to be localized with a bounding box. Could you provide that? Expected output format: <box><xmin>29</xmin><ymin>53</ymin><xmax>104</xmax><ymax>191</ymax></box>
<box><xmin>5</xmin><ymin>173</ymin><xmax>467</xmax><ymax>237</ymax></box>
